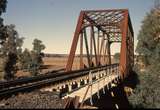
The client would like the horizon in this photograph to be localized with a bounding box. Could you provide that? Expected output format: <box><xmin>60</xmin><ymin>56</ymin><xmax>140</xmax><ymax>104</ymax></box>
<box><xmin>2</xmin><ymin>0</ymin><xmax>154</xmax><ymax>54</ymax></box>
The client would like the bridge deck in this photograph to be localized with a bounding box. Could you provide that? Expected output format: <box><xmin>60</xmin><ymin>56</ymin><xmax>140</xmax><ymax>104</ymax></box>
<box><xmin>63</xmin><ymin>73</ymin><xmax>119</xmax><ymax>102</ymax></box>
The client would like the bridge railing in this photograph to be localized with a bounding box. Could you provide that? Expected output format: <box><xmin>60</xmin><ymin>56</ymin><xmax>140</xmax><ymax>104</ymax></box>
<box><xmin>48</xmin><ymin>63</ymin><xmax>120</xmax><ymax>98</ymax></box>
<box><xmin>0</xmin><ymin>63</ymin><xmax>120</xmax><ymax>99</ymax></box>
<box><xmin>55</xmin><ymin>63</ymin><xmax>121</xmax><ymax>105</ymax></box>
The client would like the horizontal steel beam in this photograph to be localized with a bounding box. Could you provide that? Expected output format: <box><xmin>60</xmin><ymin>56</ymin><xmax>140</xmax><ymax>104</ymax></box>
<box><xmin>0</xmin><ymin>63</ymin><xmax>119</xmax><ymax>98</ymax></box>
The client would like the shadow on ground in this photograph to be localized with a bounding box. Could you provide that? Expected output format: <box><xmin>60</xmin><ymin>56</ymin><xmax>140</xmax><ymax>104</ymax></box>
<box><xmin>123</xmin><ymin>71</ymin><xmax>140</xmax><ymax>89</ymax></box>
<box><xmin>84</xmin><ymin>82</ymin><xmax>131</xmax><ymax>109</ymax></box>
<box><xmin>40</xmin><ymin>65</ymin><xmax>56</xmax><ymax>69</ymax></box>
<box><xmin>83</xmin><ymin>71</ymin><xmax>139</xmax><ymax>109</ymax></box>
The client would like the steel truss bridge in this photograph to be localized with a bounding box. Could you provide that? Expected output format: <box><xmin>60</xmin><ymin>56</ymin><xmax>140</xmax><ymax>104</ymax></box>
<box><xmin>0</xmin><ymin>9</ymin><xmax>134</xmax><ymax>109</ymax></box>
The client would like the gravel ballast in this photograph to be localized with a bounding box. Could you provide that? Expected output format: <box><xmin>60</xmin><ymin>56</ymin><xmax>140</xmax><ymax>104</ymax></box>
<box><xmin>0</xmin><ymin>91</ymin><xmax>65</xmax><ymax>109</ymax></box>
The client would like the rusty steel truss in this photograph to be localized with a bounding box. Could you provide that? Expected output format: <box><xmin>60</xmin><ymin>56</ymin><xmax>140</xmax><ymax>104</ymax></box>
<box><xmin>66</xmin><ymin>9</ymin><xmax>134</xmax><ymax>78</ymax></box>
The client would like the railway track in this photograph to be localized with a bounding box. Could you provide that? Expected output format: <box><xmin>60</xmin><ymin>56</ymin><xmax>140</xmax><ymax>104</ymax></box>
<box><xmin>0</xmin><ymin>69</ymin><xmax>65</xmax><ymax>89</ymax></box>
<box><xmin>0</xmin><ymin>63</ymin><xmax>119</xmax><ymax>99</ymax></box>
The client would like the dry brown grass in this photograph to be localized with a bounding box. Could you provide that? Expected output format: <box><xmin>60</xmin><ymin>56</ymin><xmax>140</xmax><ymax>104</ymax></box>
<box><xmin>43</xmin><ymin>57</ymin><xmax>67</xmax><ymax>70</ymax></box>
<box><xmin>16</xmin><ymin>71</ymin><xmax>31</xmax><ymax>77</ymax></box>
<box><xmin>16</xmin><ymin>56</ymin><xmax>80</xmax><ymax>77</ymax></box>
<box><xmin>15</xmin><ymin>56</ymin><xmax>116</xmax><ymax>77</ymax></box>
<box><xmin>42</xmin><ymin>56</ymin><xmax>81</xmax><ymax>71</ymax></box>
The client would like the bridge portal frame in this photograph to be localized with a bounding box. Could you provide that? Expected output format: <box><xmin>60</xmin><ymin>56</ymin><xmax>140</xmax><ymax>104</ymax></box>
<box><xmin>66</xmin><ymin>9</ymin><xmax>134</xmax><ymax>79</ymax></box>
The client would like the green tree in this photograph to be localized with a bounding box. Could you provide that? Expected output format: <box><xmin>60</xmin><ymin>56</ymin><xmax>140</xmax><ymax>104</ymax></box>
<box><xmin>0</xmin><ymin>0</ymin><xmax>7</xmax><ymax>45</ymax></box>
<box><xmin>128</xmin><ymin>3</ymin><xmax>160</xmax><ymax>108</ymax></box>
<box><xmin>32</xmin><ymin>38</ymin><xmax>45</xmax><ymax>54</ymax></box>
<box><xmin>1</xmin><ymin>24</ymin><xmax>24</xmax><ymax>80</ymax></box>
<box><xmin>16</xmin><ymin>37</ymin><xmax>24</xmax><ymax>70</ymax></box>
<box><xmin>0</xmin><ymin>0</ymin><xmax>45</xmax><ymax>79</ymax></box>
<box><xmin>0</xmin><ymin>0</ymin><xmax>7</xmax><ymax>15</ymax></box>
<box><xmin>0</xmin><ymin>0</ymin><xmax>21</xmax><ymax>80</ymax></box>
<box><xmin>20</xmin><ymin>48</ymin><xmax>32</xmax><ymax>71</ymax></box>
<box><xmin>17</xmin><ymin>39</ymin><xmax>45</xmax><ymax>76</ymax></box>
<box><xmin>29</xmin><ymin>38</ymin><xmax>45</xmax><ymax>76</ymax></box>
<box><xmin>136</xmin><ymin>3</ymin><xmax>160</xmax><ymax>66</ymax></box>
<box><xmin>0</xmin><ymin>0</ymin><xmax>7</xmax><ymax>80</ymax></box>
<box><xmin>0</xmin><ymin>0</ymin><xmax>25</xmax><ymax>80</ymax></box>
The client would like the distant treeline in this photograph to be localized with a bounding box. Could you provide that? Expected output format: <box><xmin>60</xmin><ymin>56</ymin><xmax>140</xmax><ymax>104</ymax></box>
<box><xmin>44</xmin><ymin>53</ymin><xmax>115</xmax><ymax>58</ymax></box>
<box><xmin>44</xmin><ymin>54</ymin><xmax>68</xmax><ymax>57</ymax></box>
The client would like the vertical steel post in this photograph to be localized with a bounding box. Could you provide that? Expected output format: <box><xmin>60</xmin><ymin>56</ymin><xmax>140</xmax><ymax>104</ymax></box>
<box><xmin>90</xmin><ymin>26</ymin><xmax>93</xmax><ymax>66</ymax></box>
<box><xmin>99</xmin><ymin>32</ymin><xmax>105</xmax><ymax>65</ymax></box>
<box><xmin>103</xmin><ymin>40</ymin><xmax>106</xmax><ymax>65</ymax></box>
<box><xmin>97</xmin><ymin>29</ymin><xmax>100</xmax><ymax>65</ymax></box>
<box><xmin>66</xmin><ymin>11</ymin><xmax>85</xmax><ymax>71</ymax></box>
<box><xmin>107</xmin><ymin>42</ymin><xmax>111</xmax><ymax>65</ymax></box>
<box><xmin>119</xmin><ymin>10</ymin><xmax>129</xmax><ymax>79</ymax></box>
<box><xmin>91</xmin><ymin>26</ymin><xmax>98</xmax><ymax>66</ymax></box>
<box><xmin>84</xmin><ymin>29</ymin><xmax>91</xmax><ymax>67</ymax></box>
<box><xmin>80</xmin><ymin>32</ymin><xmax>83</xmax><ymax>69</ymax></box>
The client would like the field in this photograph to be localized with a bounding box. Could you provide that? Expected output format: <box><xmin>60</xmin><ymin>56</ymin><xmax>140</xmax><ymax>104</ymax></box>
<box><xmin>16</xmin><ymin>56</ymin><xmax>80</xmax><ymax>77</ymax></box>
<box><xmin>16</xmin><ymin>56</ymin><xmax>116</xmax><ymax>78</ymax></box>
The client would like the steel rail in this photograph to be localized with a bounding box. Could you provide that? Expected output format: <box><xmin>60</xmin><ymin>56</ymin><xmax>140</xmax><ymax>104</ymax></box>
<box><xmin>0</xmin><ymin>69</ymin><xmax>64</xmax><ymax>89</ymax></box>
<box><xmin>0</xmin><ymin>64</ymin><xmax>118</xmax><ymax>89</ymax></box>
<box><xmin>0</xmin><ymin>63</ymin><xmax>119</xmax><ymax>98</ymax></box>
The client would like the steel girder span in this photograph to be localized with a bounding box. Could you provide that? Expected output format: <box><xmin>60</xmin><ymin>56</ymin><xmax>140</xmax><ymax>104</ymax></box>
<box><xmin>66</xmin><ymin>9</ymin><xmax>134</xmax><ymax>79</ymax></box>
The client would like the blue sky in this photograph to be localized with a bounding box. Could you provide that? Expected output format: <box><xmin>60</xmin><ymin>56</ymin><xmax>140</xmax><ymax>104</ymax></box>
<box><xmin>2</xmin><ymin>0</ymin><xmax>154</xmax><ymax>54</ymax></box>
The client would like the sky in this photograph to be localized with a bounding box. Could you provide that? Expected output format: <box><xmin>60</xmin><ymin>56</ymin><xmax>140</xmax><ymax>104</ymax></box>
<box><xmin>2</xmin><ymin>0</ymin><xmax>154</xmax><ymax>54</ymax></box>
